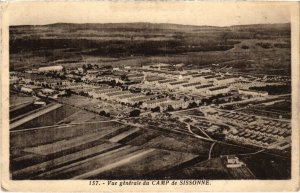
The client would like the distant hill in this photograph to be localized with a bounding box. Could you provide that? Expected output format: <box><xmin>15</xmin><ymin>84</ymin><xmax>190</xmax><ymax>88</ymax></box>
<box><xmin>10</xmin><ymin>22</ymin><xmax>290</xmax><ymax>54</ymax></box>
<box><xmin>9</xmin><ymin>22</ymin><xmax>291</xmax><ymax>74</ymax></box>
<box><xmin>10</xmin><ymin>22</ymin><xmax>290</xmax><ymax>32</ymax></box>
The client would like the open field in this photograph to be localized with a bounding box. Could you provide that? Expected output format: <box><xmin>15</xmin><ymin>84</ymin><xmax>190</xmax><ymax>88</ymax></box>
<box><xmin>10</xmin><ymin>94</ymin><xmax>109</xmax><ymax>126</ymax></box>
<box><xmin>96</xmin><ymin>149</ymin><xmax>197</xmax><ymax>179</ymax></box>
<box><xmin>10</xmin><ymin>94</ymin><xmax>35</xmax><ymax>109</ymax></box>
<box><xmin>10</xmin><ymin>120</ymin><xmax>206</xmax><ymax>179</ymax></box>
<box><xmin>239</xmin><ymin>153</ymin><xmax>291</xmax><ymax>179</ymax></box>
<box><xmin>57</xmin><ymin>109</ymin><xmax>108</xmax><ymax>124</ymax></box>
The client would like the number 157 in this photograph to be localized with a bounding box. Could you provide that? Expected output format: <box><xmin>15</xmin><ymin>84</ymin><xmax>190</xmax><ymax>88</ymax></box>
<box><xmin>89</xmin><ymin>180</ymin><xmax>99</xmax><ymax>185</ymax></box>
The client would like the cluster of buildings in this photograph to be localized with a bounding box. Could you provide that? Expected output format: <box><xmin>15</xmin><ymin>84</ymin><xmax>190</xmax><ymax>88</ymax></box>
<box><xmin>13</xmin><ymin>72</ymin><xmax>70</xmax><ymax>88</ymax></box>
<box><xmin>227</xmin><ymin>130</ymin><xmax>278</xmax><ymax>148</ymax></box>
<box><xmin>141</xmin><ymin>98</ymin><xmax>188</xmax><ymax>111</ymax></box>
<box><xmin>207</xmin><ymin>111</ymin><xmax>257</xmax><ymax>126</ymax></box>
<box><xmin>11</xmin><ymin>63</ymin><xmax>281</xmax><ymax>106</ymax></box>
<box><xmin>203</xmin><ymin>108</ymin><xmax>291</xmax><ymax>149</ymax></box>
<box><xmin>224</xmin><ymin>116</ymin><xmax>290</xmax><ymax>149</ymax></box>
<box><xmin>142</xmin><ymin>74</ymin><xmax>234</xmax><ymax>96</ymax></box>
<box><xmin>229</xmin><ymin>79</ymin><xmax>285</xmax><ymax>90</ymax></box>
<box><xmin>136</xmin><ymin>67</ymin><xmax>272</xmax><ymax>99</ymax></box>
<box><xmin>85</xmin><ymin>85</ymin><xmax>188</xmax><ymax>111</ymax></box>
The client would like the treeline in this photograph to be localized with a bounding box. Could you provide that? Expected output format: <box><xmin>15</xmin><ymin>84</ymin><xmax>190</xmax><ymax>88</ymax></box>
<box><xmin>256</xmin><ymin>42</ymin><xmax>290</xmax><ymax>49</ymax></box>
<box><xmin>10</xmin><ymin>38</ymin><xmax>236</xmax><ymax>57</ymax></box>
<box><xmin>249</xmin><ymin>85</ymin><xmax>291</xmax><ymax>95</ymax></box>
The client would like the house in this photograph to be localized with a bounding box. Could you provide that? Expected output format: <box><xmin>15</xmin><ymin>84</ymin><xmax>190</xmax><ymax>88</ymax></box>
<box><xmin>225</xmin><ymin>155</ymin><xmax>245</xmax><ymax>168</ymax></box>
<box><xmin>20</xmin><ymin>87</ymin><xmax>33</xmax><ymax>94</ymax></box>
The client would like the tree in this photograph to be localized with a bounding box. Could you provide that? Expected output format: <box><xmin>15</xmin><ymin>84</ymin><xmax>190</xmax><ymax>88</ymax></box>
<box><xmin>129</xmin><ymin>109</ymin><xmax>140</xmax><ymax>117</ymax></box>
<box><xmin>166</xmin><ymin>105</ymin><xmax>174</xmax><ymax>112</ymax></box>
<box><xmin>133</xmin><ymin>103</ymin><xmax>139</xmax><ymax>108</ymax></box>
<box><xmin>151</xmin><ymin>106</ymin><xmax>160</xmax><ymax>112</ymax></box>
<box><xmin>221</xmin><ymin>32</ymin><xmax>229</xmax><ymax>44</ymax></box>
<box><xmin>82</xmin><ymin>64</ymin><xmax>87</xmax><ymax>73</ymax></box>
<box><xmin>99</xmin><ymin>111</ymin><xmax>107</xmax><ymax>117</ymax></box>
<box><xmin>184</xmin><ymin>118</ymin><xmax>192</xmax><ymax>123</ymax></box>
<box><xmin>188</xmin><ymin>102</ymin><xmax>198</xmax><ymax>108</ymax></box>
<box><xmin>87</xmin><ymin>63</ymin><xmax>93</xmax><ymax>70</ymax></box>
<box><xmin>120</xmin><ymin>74</ymin><xmax>128</xmax><ymax>81</ymax></box>
<box><xmin>65</xmin><ymin>89</ymin><xmax>72</xmax><ymax>97</ymax></box>
<box><xmin>184</xmin><ymin>96</ymin><xmax>189</xmax><ymax>101</ymax></box>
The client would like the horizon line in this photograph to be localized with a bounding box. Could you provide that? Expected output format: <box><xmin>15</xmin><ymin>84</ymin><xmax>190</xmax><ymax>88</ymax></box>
<box><xmin>10</xmin><ymin>21</ymin><xmax>291</xmax><ymax>28</ymax></box>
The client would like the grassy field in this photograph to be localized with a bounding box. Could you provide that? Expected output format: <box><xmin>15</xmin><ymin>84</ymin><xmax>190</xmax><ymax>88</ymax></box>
<box><xmin>96</xmin><ymin>149</ymin><xmax>197</xmax><ymax>179</ymax></box>
<box><xmin>10</xmin><ymin>94</ymin><xmax>35</xmax><ymax>108</ymax></box>
<box><xmin>240</xmin><ymin>153</ymin><xmax>291</xmax><ymax>179</ymax></box>
<box><xmin>163</xmin><ymin>158</ymin><xmax>229</xmax><ymax>179</ymax></box>
<box><xmin>57</xmin><ymin>109</ymin><xmax>108</xmax><ymax>124</ymax></box>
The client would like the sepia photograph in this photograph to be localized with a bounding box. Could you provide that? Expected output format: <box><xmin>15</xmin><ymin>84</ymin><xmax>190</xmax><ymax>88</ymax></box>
<box><xmin>1</xmin><ymin>1</ymin><xmax>299</xmax><ymax>192</ymax></box>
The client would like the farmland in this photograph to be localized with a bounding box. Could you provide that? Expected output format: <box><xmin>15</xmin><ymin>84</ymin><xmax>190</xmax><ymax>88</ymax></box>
<box><xmin>10</xmin><ymin>120</ymin><xmax>211</xmax><ymax>179</ymax></box>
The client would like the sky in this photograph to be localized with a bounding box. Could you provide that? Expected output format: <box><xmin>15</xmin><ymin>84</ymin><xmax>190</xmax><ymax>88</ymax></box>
<box><xmin>7</xmin><ymin>1</ymin><xmax>292</xmax><ymax>26</ymax></box>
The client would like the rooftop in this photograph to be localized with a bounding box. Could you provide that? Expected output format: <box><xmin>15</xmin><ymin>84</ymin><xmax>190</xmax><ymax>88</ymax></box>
<box><xmin>117</xmin><ymin>93</ymin><xmax>145</xmax><ymax>99</ymax></box>
<box><xmin>144</xmin><ymin>98</ymin><xmax>169</xmax><ymax>105</ymax></box>
<box><xmin>169</xmin><ymin>80</ymin><xmax>189</xmax><ymax>85</ymax></box>
<box><xmin>195</xmin><ymin>84</ymin><xmax>214</xmax><ymax>89</ymax></box>
<box><xmin>209</xmin><ymin>86</ymin><xmax>228</xmax><ymax>91</ymax></box>
<box><xmin>181</xmin><ymin>82</ymin><xmax>202</xmax><ymax>87</ymax></box>
<box><xmin>106</xmin><ymin>91</ymin><xmax>130</xmax><ymax>97</ymax></box>
<box><xmin>158</xmin><ymin>79</ymin><xmax>177</xmax><ymax>84</ymax></box>
<box><xmin>130</xmin><ymin>95</ymin><xmax>156</xmax><ymax>102</ymax></box>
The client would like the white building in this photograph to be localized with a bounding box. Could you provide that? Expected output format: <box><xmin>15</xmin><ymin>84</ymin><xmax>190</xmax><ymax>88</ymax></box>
<box><xmin>180</xmin><ymin>82</ymin><xmax>203</xmax><ymax>92</ymax></box>
<box><xmin>90</xmin><ymin>88</ymin><xmax>121</xmax><ymax>99</ymax></box>
<box><xmin>156</xmin><ymin>79</ymin><xmax>177</xmax><ymax>89</ymax></box>
<box><xmin>20</xmin><ymin>87</ymin><xmax>33</xmax><ymax>94</ymax></box>
<box><xmin>238</xmin><ymin>89</ymin><xmax>268</xmax><ymax>97</ymax></box>
<box><xmin>225</xmin><ymin>155</ymin><xmax>245</xmax><ymax>168</ymax></box>
<box><xmin>103</xmin><ymin>91</ymin><xmax>131</xmax><ymax>100</ymax></box>
<box><xmin>127</xmin><ymin>95</ymin><xmax>156</xmax><ymax>105</ymax></box>
<box><xmin>215</xmin><ymin>77</ymin><xmax>236</xmax><ymax>85</ymax></box>
<box><xmin>160</xmin><ymin>100</ymin><xmax>188</xmax><ymax>111</ymax></box>
<box><xmin>116</xmin><ymin>93</ymin><xmax>145</xmax><ymax>103</ymax></box>
<box><xmin>142</xmin><ymin>98</ymin><xmax>169</xmax><ymax>109</ymax></box>
<box><xmin>38</xmin><ymin>65</ymin><xmax>63</xmax><ymax>72</ymax></box>
<box><xmin>194</xmin><ymin>84</ymin><xmax>214</xmax><ymax>95</ymax></box>
<box><xmin>207</xmin><ymin>86</ymin><xmax>230</xmax><ymax>96</ymax></box>
<box><xmin>167</xmin><ymin>80</ymin><xmax>189</xmax><ymax>90</ymax></box>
